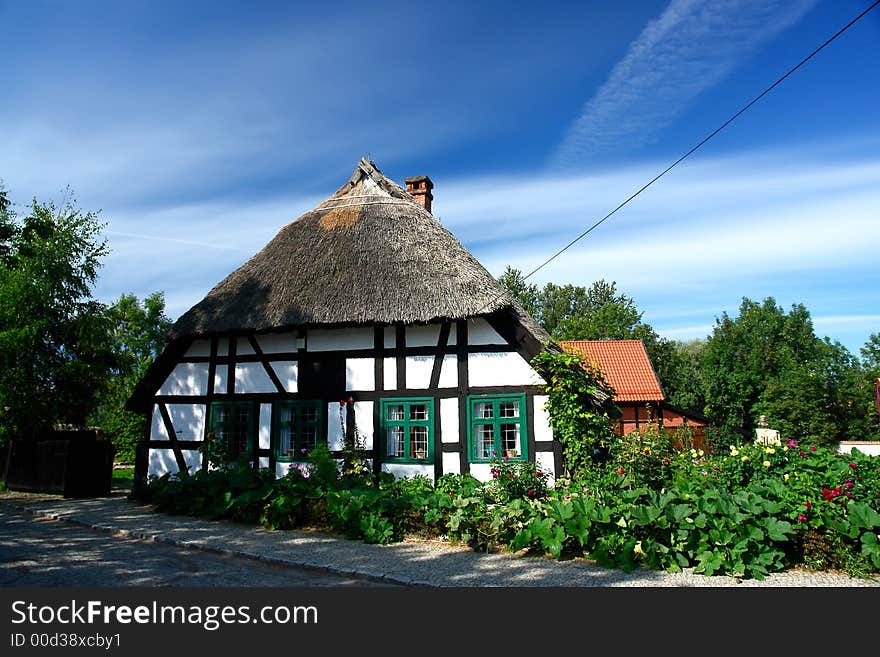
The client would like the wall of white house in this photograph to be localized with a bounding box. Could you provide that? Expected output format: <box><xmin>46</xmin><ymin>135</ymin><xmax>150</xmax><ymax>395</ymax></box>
<box><xmin>146</xmin><ymin>321</ymin><xmax>556</xmax><ymax>483</ymax></box>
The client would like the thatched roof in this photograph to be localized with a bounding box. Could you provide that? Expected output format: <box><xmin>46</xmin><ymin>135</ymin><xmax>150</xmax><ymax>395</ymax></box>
<box><xmin>168</xmin><ymin>157</ymin><xmax>549</xmax><ymax>343</ymax></box>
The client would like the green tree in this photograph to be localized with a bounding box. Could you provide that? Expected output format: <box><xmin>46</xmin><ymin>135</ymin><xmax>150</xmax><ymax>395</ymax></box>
<box><xmin>701</xmin><ymin>297</ymin><xmax>863</xmax><ymax>447</ymax></box>
<box><xmin>496</xmin><ymin>265</ymin><xmax>542</xmax><ymax>320</ymax></box>
<box><xmin>0</xmin><ymin>188</ymin><xmax>114</xmax><ymax>444</ymax></box>
<box><xmin>90</xmin><ymin>293</ymin><xmax>172</xmax><ymax>461</ymax></box>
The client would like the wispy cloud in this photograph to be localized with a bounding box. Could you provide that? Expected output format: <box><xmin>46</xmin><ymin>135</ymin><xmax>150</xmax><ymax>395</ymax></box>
<box><xmin>551</xmin><ymin>0</ymin><xmax>818</xmax><ymax>168</ymax></box>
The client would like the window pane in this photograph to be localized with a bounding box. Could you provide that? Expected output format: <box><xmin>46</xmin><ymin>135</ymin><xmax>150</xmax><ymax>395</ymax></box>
<box><xmin>410</xmin><ymin>404</ymin><xmax>428</xmax><ymax>421</ymax></box>
<box><xmin>477</xmin><ymin>424</ymin><xmax>494</xmax><ymax>459</ymax></box>
<box><xmin>278</xmin><ymin>424</ymin><xmax>293</xmax><ymax>458</ymax></box>
<box><xmin>300</xmin><ymin>406</ymin><xmax>317</xmax><ymax>423</ymax></box>
<box><xmin>236</xmin><ymin>407</ymin><xmax>249</xmax><ymax>425</ymax></box>
<box><xmin>387</xmin><ymin>426</ymin><xmax>405</xmax><ymax>458</ymax></box>
<box><xmin>501</xmin><ymin>423</ymin><xmax>520</xmax><ymax>456</ymax></box>
<box><xmin>499</xmin><ymin>401</ymin><xmax>519</xmax><ymax>418</ymax></box>
<box><xmin>387</xmin><ymin>405</ymin><xmax>405</xmax><ymax>421</ymax></box>
<box><xmin>279</xmin><ymin>406</ymin><xmax>292</xmax><ymax>423</ymax></box>
<box><xmin>297</xmin><ymin>426</ymin><xmax>317</xmax><ymax>452</ymax></box>
<box><xmin>216</xmin><ymin>407</ymin><xmax>229</xmax><ymax>422</ymax></box>
<box><xmin>475</xmin><ymin>402</ymin><xmax>493</xmax><ymax>419</ymax></box>
<box><xmin>231</xmin><ymin>427</ymin><xmax>248</xmax><ymax>455</ymax></box>
<box><xmin>410</xmin><ymin>426</ymin><xmax>428</xmax><ymax>459</ymax></box>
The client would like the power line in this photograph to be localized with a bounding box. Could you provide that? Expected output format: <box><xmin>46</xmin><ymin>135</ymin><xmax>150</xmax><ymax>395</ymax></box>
<box><xmin>482</xmin><ymin>0</ymin><xmax>880</xmax><ymax>312</ymax></box>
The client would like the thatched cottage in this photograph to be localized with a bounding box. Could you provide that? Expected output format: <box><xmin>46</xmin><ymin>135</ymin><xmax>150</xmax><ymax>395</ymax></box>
<box><xmin>127</xmin><ymin>158</ymin><xmax>563</xmax><ymax>488</ymax></box>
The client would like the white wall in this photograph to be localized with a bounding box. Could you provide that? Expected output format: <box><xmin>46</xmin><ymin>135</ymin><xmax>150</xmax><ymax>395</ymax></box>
<box><xmin>158</xmin><ymin>363</ymin><xmax>209</xmax><ymax>396</ymax></box>
<box><xmin>440</xmin><ymin>398</ymin><xmax>459</xmax><ymax>443</ymax></box>
<box><xmin>185</xmin><ymin>339</ymin><xmax>211</xmax><ymax>357</ymax></box>
<box><xmin>468</xmin><ymin>352</ymin><xmax>546</xmax><ymax>387</ymax></box>
<box><xmin>214</xmin><ymin>364</ymin><xmax>228</xmax><ymax>393</ymax></box>
<box><xmin>383</xmin><ymin>357</ymin><xmax>397</xmax><ymax>390</ymax></box>
<box><xmin>381</xmin><ymin>463</ymin><xmax>434</xmax><ymax>479</ymax></box>
<box><xmin>405</xmin><ymin>355</ymin><xmax>433</xmax><ymax>389</ymax></box>
<box><xmin>257</xmin><ymin>332</ymin><xmax>299</xmax><ymax>353</ymax></box>
<box><xmin>148</xmin><ymin>448</ymin><xmax>201</xmax><ymax>478</ymax></box>
<box><xmin>469</xmin><ymin>463</ymin><xmax>492</xmax><ymax>482</ymax></box>
<box><xmin>533</xmin><ymin>395</ymin><xmax>553</xmax><ymax>442</ymax></box>
<box><xmin>406</xmin><ymin>324</ymin><xmax>440</xmax><ymax>347</ymax></box>
<box><xmin>271</xmin><ymin>361</ymin><xmax>298</xmax><ymax>393</ymax></box>
<box><xmin>467</xmin><ymin>318</ymin><xmax>506</xmax><ymax>345</ymax></box>
<box><xmin>346</xmin><ymin>358</ymin><xmax>375</xmax><ymax>391</ymax></box>
<box><xmin>308</xmin><ymin>327</ymin><xmax>372</xmax><ymax>351</ymax></box>
<box><xmin>837</xmin><ymin>442</ymin><xmax>880</xmax><ymax>456</ymax></box>
<box><xmin>166</xmin><ymin>404</ymin><xmax>206</xmax><ymax>441</ymax></box>
<box><xmin>353</xmin><ymin>401</ymin><xmax>374</xmax><ymax>450</ymax></box>
<box><xmin>442</xmin><ymin>452</ymin><xmax>460</xmax><ymax>476</ymax></box>
<box><xmin>235</xmin><ymin>362</ymin><xmax>276</xmax><ymax>393</ymax></box>
<box><xmin>258</xmin><ymin>403</ymin><xmax>271</xmax><ymax>449</ymax></box>
<box><xmin>535</xmin><ymin>452</ymin><xmax>556</xmax><ymax>485</ymax></box>
<box><xmin>438</xmin><ymin>354</ymin><xmax>458</xmax><ymax>388</ymax></box>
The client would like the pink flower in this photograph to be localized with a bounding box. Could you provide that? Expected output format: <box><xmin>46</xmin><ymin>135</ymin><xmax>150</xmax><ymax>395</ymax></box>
<box><xmin>845</xmin><ymin>480</ymin><xmax>854</xmax><ymax>489</ymax></box>
<box><xmin>810</xmin><ymin>446</ymin><xmax>817</xmax><ymax>452</ymax></box>
<box><xmin>849</xmin><ymin>462</ymin><xmax>858</xmax><ymax>470</ymax></box>
<box><xmin>797</xmin><ymin>515</ymin><xmax>808</xmax><ymax>523</ymax></box>
<box><xmin>503</xmin><ymin>455</ymin><xmax>510</xmax><ymax>462</ymax></box>
<box><xmin>527</xmin><ymin>488</ymin><xmax>535</xmax><ymax>496</ymax></box>
<box><xmin>799</xmin><ymin>451</ymin><xmax>807</xmax><ymax>457</ymax></box>
<box><xmin>786</xmin><ymin>439</ymin><xmax>798</xmax><ymax>448</ymax></box>
<box><xmin>492</xmin><ymin>450</ymin><xmax>497</xmax><ymax>456</ymax></box>
<box><xmin>845</xmin><ymin>492</ymin><xmax>853</xmax><ymax>499</ymax></box>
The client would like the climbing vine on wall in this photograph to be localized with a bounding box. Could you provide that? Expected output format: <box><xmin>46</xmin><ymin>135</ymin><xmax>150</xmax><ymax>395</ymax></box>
<box><xmin>530</xmin><ymin>348</ymin><xmax>619</xmax><ymax>479</ymax></box>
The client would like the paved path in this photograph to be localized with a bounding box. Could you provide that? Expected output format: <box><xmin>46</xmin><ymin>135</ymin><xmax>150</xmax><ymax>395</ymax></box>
<box><xmin>1</xmin><ymin>491</ymin><xmax>877</xmax><ymax>587</ymax></box>
<box><xmin>0</xmin><ymin>504</ymin><xmax>390</xmax><ymax>587</ymax></box>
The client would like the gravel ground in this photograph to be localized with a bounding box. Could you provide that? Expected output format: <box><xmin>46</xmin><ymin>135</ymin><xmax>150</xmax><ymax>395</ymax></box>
<box><xmin>1</xmin><ymin>490</ymin><xmax>877</xmax><ymax>587</ymax></box>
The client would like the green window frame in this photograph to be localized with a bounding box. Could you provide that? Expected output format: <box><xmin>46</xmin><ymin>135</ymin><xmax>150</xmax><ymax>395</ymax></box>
<box><xmin>274</xmin><ymin>400</ymin><xmax>325</xmax><ymax>462</ymax></box>
<box><xmin>208</xmin><ymin>401</ymin><xmax>256</xmax><ymax>461</ymax></box>
<box><xmin>380</xmin><ymin>397</ymin><xmax>434</xmax><ymax>464</ymax></box>
<box><xmin>467</xmin><ymin>394</ymin><xmax>528</xmax><ymax>463</ymax></box>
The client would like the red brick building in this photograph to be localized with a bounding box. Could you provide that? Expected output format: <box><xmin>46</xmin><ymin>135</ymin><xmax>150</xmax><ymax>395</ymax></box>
<box><xmin>559</xmin><ymin>340</ymin><xmax>708</xmax><ymax>445</ymax></box>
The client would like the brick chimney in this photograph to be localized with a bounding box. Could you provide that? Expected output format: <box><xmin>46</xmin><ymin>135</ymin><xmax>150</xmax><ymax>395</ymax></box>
<box><xmin>405</xmin><ymin>175</ymin><xmax>434</xmax><ymax>214</ymax></box>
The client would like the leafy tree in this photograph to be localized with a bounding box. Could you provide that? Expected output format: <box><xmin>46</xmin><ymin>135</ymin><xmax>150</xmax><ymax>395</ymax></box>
<box><xmin>701</xmin><ymin>297</ymin><xmax>867</xmax><ymax>446</ymax></box>
<box><xmin>496</xmin><ymin>266</ymin><xmax>541</xmax><ymax>320</ymax></box>
<box><xmin>90</xmin><ymin>293</ymin><xmax>171</xmax><ymax>461</ymax></box>
<box><xmin>0</xmin><ymin>187</ymin><xmax>114</xmax><ymax>444</ymax></box>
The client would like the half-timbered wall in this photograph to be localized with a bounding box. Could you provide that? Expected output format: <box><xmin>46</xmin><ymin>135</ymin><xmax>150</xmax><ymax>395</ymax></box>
<box><xmin>143</xmin><ymin>317</ymin><xmax>558</xmax><ymax>483</ymax></box>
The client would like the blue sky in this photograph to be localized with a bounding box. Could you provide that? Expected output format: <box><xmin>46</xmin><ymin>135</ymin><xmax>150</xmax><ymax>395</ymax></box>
<box><xmin>2</xmin><ymin>0</ymin><xmax>878</xmax><ymax>356</ymax></box>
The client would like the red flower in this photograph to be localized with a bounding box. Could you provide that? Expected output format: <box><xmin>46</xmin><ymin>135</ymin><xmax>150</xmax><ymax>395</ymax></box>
<box><xmin>810</xmin><ymin>446</ymin><xmax>817</xmax><ymax>452</ymax></box>
<box><xmin>527</xmin><ymin>488</ymin><xmax>535</xmax><ymax>497</ymax></box>
<box><xmin>347</xmin><ymin>396</ymin><xmax>354</xmax><ymax>404</ymax></box>
<box><xmin>536</xmin><ymin>471</ymin><xmax>542</xmax><ymax>477</ymax></box>
<box><xmin>845</xmin><ymin>492</ymin><xmax>853</xmax><ymax>499</ymax></box>
<box><xmin>339</xmin><ymin>400</ymin><xmax>345</xmax><ymax>407</ymax></box>
<box><xmin>616</xmin><ymin>467</ymin><xmax>625</xmax><ymax>475</ymax></box>
<box><xmin>504</xmin><ymin>455</ymin><xmax>510</xmax><ymax>462</ymax></box>
<box><xmin>492</xmin><ymin>450</ymin><xmax>497</xmax><ymax>456</ymax></box>
<box><xmin>799</xmin><ymin>451</ymin><xmax>807</xmax><ymax>457</ymax></box>
<box><xmin>508</xmin><ymin>473</ymin><xmax>513</xmax><ymax>479</ymax></box>
<box><xmin>849</xmin><ymin>462</ymin><xmax>858</xmax><ymax>470</ymax></box>
<box><xmin>845</xmin><ymin>480</ymin><xmax>854</xmax><ymax>489</ymax></box>
<box><xmin>804</xmin><ymin>501</ymin><xmax>812</xmax><ymax>509</ymax></box>
<box><xmin>832</xmin><ymin>487</ymin><xmax>842</xmax><ymax>497</ymax></box>
<box><xmin>797</xmin><ymin>515</ymin><xmax>808</xmax><ymax>523</ymax></box>
<box><xmin>821</xmin><ymin>488</ymin><xmax>834</xmax><ymax>502</ymax></box>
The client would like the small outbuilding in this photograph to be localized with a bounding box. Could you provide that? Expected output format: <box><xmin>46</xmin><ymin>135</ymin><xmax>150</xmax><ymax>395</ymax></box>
<box><xmin>559</xmin><ymin>339</ymin><xmax>708</xmax><ymax>445</ymax></box>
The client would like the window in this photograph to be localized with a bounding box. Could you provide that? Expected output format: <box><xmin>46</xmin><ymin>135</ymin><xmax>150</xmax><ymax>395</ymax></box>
<box><xmin>209</xmin><ymin>401</ymin><xmax>255</xmax><ymax>460</ymax></box>
<box><xmin>380</xmin><ymin>398</ymin><xmax>434</xmax><ymax>463</ymax></box>
<box><xmin>467</xmin><ymin>394</ymin><xmax>527</xmax><ymax>462</ymax></box>
<box><xmin>274</xmin><ymin>400</ymin><xmax>324</xmax><ymax>461</ymax></box>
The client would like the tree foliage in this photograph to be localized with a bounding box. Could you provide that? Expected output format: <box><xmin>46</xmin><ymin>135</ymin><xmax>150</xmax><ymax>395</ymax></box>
<box><xmin>89</xmin><ymin>292</ymin><xmax>171</xmax><ymax>461</ymax></box>
<box><xmin>0</xmin><ymin>188</ymin><xmax>114</xmax><ymax>443</ymax></box>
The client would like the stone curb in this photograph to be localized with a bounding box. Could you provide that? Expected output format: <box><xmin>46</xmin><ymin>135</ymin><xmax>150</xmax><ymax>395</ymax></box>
<box><xmin>1</xmin><ymin>500</ymin><xmax>426</xmax><ymax>588</ymax></box>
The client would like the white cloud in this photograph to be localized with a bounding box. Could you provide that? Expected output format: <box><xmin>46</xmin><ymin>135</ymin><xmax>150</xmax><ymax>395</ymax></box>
<box><xmin>551</xmin><ymin>0</ymin><xmax>818</xmax><ymax>168</ymax></box>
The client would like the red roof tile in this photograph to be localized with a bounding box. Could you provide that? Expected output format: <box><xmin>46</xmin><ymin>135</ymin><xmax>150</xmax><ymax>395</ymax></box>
<box><xmin>559</xmin><ymin>340</ymin><xmax>664</xmax><ymax>402</ymax></box>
